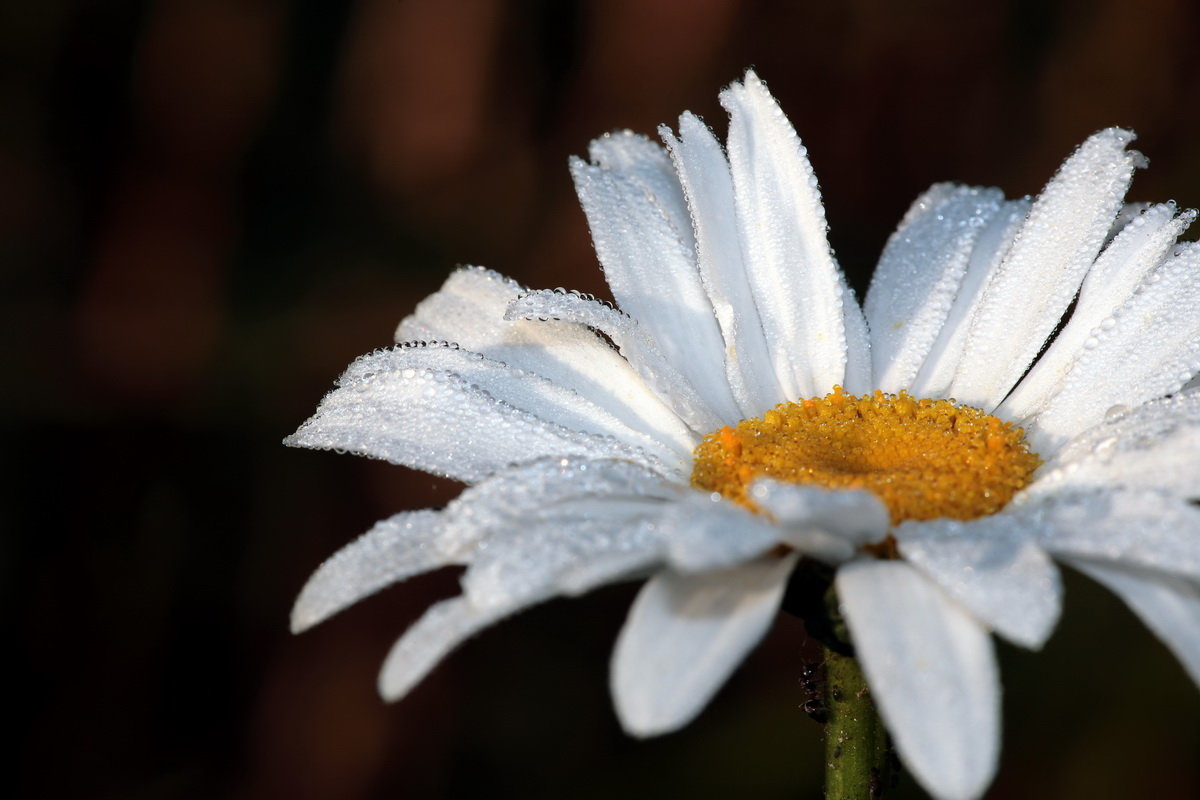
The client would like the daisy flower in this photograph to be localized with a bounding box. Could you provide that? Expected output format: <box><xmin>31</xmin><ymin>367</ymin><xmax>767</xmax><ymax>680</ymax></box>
<box><xmin>287</xmin><ymin>71</ymin><xmax>1200</xmax><ymax>800</ymax></box>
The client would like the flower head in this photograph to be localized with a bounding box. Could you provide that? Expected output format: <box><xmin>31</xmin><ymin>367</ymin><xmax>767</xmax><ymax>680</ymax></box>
<box><xmin>287</xmin><ymin>71</ymin><xmax>1200</xmax><ymax>800</ymax></box>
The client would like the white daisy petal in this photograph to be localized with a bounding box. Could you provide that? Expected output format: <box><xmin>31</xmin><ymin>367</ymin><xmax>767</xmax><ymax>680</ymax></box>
<box><xmin>395</xmin><ymin>266</ymin><xmax>693</xmax><ymax>451</ymax></box>
<box><xmin>611</xmin><ymin>554</ymin><xmax>797</xmax><ymax>737</ymax></box>
<box><xmin>1022</xmin><ymin>244</ymin><xmax>1200</xmax><ymax>452</ymax></box>
<box><xmin>341</xmin><ymin>342</ymin><xmax>689</xmax><ymax>466</ymax></box>
<box><xmin>838</xmin><ymin>560</ymin><xmax>999</xmax><ymax>800</ymax></box>
<box><xmin>839</xmin><ymin>281</ymin><xmax>874</xmax><ymax>395</ymax></box>
<box><xmin>720</xmin><ymin>70</ymin><xmax>850</xmax><ymax>399</ymax></box>
<box><xmin>439</xmin><ymin>456</ymin><xmax>679</xmax><ymax>536</ymax></box>
<box><xmin>1067</xmin><ymin>559</ymin><xmax>1200</xmax><ymax>688</ymax></box>
<box><xmin>507</xmin><ymin>289</ymin><xmax>721</xmax><ymax>436</ymax></box>
<box><xmin>895</xmin><ymin>517</ymin><xmax>1062</xmax><ymax>649</ymax></box>
<box><xmin>866</xmin><ymin>184</ymin><xmax>1005</xmax><ymax>393</ymax></box>
<box><xmin>378</xmin><ymin>463</ymin><xmax>692</xmax><ymax>702</ymax></box>
<box><xmin>1032</xmin><ymin>489</ymin><xmax>1200</xmax><ymax>579</ymax></box>
<box><xmin>588</xmin><ymin>131</ymin><xmax>695</xmax><ymax>254</ymax></box>
<box><xmin>554</xmin><ymin>547</ymin><xmax>665</xmax><ymax>598</ymax></box>
<box><xmin>656</xmin><ymin>492</ymin><xmax>782</xmax><ymax>572</ymax></box>
<box><xmin>910</xmin><ymin>198</ymin><xmax>1031</xmax><ymax>399</ymax></box>
<box><xmin>1110</xmin><ymin>201</ymin><xmax>1152</xmax><ymax>238</ymax></box>
<box><xmin>294</xmin><ymin>457</ymin><xmax>680</xmax><ymax>634</ymax></box>
<box><xmin>378</xmin><ymin>597</ymin><xmax>516</xmax><ymax>701</ymax></box>
<box><xmin>570</xmin><ymin>156</ymin><xmax>742</xmax><ymax>424</ymax></box>
<box><xmin>291</xmin><ymin>510</ymin><xmax>456</xmax><ymax>633</ymax></box>
<box><xmin>660</xmin><ymin>113</ymin><xmax>784</xmax><ymax>416</ymax></box>
<box><xmin>447</xmin><ymin>459</ymin><xmax>683</xmax><ymax>607</ymax></box>
<box><xmin>948</xmin><ymin>129</ymin><xmax>1140</xmax><ymax>409</ymax></box>
<box><xmin>750</xmin><ymin>478</ymin><xmax>890</xmax><ymax>549</ymax></box>
<box><xmin>1030</xmin><ymin>392</ymin><xmax>1200</xmax><ymax>498</ymax></box>
<box><xmin>383</xmin><ymin>551</ymin><xmax>665</xmax><ymax>703</ymax></box>
<box><xmin>1000</xmin><ymin>204</ymin><xmax>1195</xmax><ymax>420</ymax></box>
<box><xmin>461</xmin><ymin>498</ymin><xmax>666</xmax><ymax>608</ymax></box>
<box><xmin>286</xmin><ymin>366</ymin><xmax>674</xmax><ymax>483</ymax></box>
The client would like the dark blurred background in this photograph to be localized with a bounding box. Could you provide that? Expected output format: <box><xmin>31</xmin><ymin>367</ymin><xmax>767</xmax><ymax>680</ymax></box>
<box><xmin>8</xmin><ymin>1</ymin><xmax>1200</xmax><ymax>798</ymax></box>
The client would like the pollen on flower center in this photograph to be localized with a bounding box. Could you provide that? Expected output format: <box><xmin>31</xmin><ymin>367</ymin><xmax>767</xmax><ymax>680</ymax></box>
<box><xmin>690</xmin><ymin>386</ymin><xmax>1041</xmax><ymax>525</ymax></box>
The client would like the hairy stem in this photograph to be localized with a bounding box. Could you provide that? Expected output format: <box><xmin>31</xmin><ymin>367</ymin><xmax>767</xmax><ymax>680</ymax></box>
<box><xmin>823</xmin><ymin>646</ymin><xmax>893</xmax><ymax>799</ymax></box>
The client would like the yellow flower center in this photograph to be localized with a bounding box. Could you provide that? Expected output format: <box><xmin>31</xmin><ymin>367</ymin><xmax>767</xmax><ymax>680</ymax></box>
<box><xmin>690</xmin><ymin>386</ymin><xmax>1041</xmax><ymax>525</ymax></box>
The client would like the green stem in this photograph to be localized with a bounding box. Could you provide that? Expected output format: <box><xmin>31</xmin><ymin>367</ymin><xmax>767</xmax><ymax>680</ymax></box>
<box><xmin>823</xmin><ymin>645</ymin><xmax>893</xmax><ymax>799</ymax></box>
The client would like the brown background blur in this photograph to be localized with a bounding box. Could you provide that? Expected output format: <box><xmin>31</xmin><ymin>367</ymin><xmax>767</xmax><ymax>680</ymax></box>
<box><xmin>8</xmin><ymin>1</ymin><xmax>1200</xmax><ymax>798</ymax></box>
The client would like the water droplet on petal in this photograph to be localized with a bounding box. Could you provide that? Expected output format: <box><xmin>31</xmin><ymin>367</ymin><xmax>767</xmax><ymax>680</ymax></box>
<box><xmin>1104</xmin><ymin>404</ymin><xmax>1130</xmax><ymax>423</ymax></box>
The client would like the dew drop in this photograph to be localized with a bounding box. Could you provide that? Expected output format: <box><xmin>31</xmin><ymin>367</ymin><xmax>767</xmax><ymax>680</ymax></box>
<box><xmin>1104</xmin><ymin>404</ymin><xmax>1130</xmax><ymax>423</ymax></box>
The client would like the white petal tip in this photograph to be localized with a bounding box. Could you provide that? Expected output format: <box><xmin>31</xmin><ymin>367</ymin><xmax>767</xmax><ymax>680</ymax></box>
<box><xmin>289</xmin><ymin>608</ymin><xmax>315</xmax><ymax>635</ymax></box>
<box><xmin>287</xmin><ymin>578</ymin><xmax>336</xmax><ymax>635</ymax></box>
<box><xmin>377</xmin><ymin>674</ymin><xmax>409</xmax><ymax>703</ymax></box>
<box><xmin>376</xmin><ymin>636</ymin><xmax>438</xmax><ymax>704</ymax></box>
<box><xmin>1001</xmin><ymin>614</ymin><xmax>1057</xmax><ymax>652</ymax></box>
<box><xmin>613</xmin><ymin>702</ymin><xmax>690</xmax><ymax>739</ymax></box>
<box><xmin>289</xmin><ymin>571</ymin><xmax>347</xmax><ymax>634</ymax></box>
<box><xmin>1084</xmin><ymin>127</ymin><xmax>1136</xmax><ymax>150</ymax></box>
